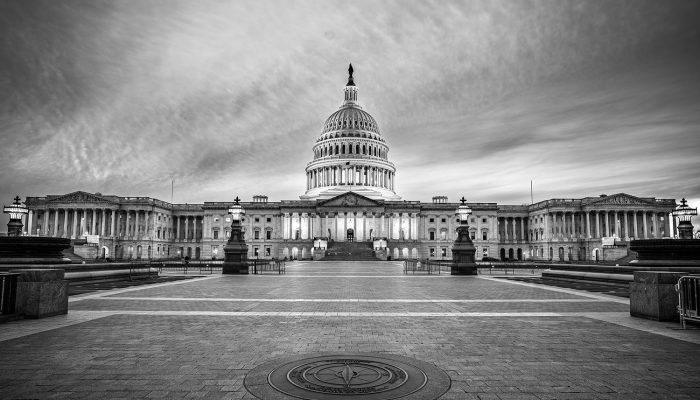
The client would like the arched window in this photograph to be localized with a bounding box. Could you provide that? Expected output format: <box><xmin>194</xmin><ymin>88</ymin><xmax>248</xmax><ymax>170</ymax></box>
<box><xmin>362</xmin><ymin>144</ymin><xmax>366</xmax><ymax>154</ymax></box>
<box><xmin>349</xmin><ymin>144</ymin><xmax>353</xmax><ymax>154</ymax></box>
<box><xmin>356</xmin><ymin>144</ymin><xmax>360</xmax><ymax>154</ymax></box>
<box><xmin>335</xmin><ymin>144</ymin><xmax>339</xmax><ymax>154</ymax></box>
<box><xmin>342</xmin><ymin>144</ymin><xmax>346</xmax><ymax>154</ymax></box>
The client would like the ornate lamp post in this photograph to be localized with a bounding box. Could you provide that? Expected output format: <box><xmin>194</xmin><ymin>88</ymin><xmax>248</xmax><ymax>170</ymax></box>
<box><xmin>222</xmin><ymin>196</ymin><xmax>249</xmax><ymax>274</ymax></box>
<box><xmin>672</xmin><ymin>198</ymin><xmax>697</xmax><ymax>239</ymax></box>
<box><xmin>3</xmin><ymin>196</ymin><xmax>29</xmax><ymax>237</ymax></box>
<box><xmin>451</xmin><ymin>197</ymin><xmax>477</xmax><ymax>275</ymax></box>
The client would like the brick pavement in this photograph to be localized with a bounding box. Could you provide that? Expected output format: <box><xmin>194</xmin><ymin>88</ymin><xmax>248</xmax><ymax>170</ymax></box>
<box><xmin>1</xmin><ymin>261</ymin><xmax>699</xmax><ymax>399</ymax></box>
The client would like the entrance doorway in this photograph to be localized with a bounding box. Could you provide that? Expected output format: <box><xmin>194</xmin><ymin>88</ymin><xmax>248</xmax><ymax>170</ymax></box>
<box><xmin>347</xmin><ymin>228</ymin><xmax>354</xmax><ymax>242</ymax></box>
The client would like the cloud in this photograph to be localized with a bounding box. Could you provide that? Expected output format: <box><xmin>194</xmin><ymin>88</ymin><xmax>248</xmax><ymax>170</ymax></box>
<box><xmin>1</xmin><ymin>0</ymin><xmax>700</xmax><ymax>233</ymax></box>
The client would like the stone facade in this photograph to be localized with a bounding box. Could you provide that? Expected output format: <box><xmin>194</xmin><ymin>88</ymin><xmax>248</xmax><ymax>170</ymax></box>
<box><xmin>20</xmin><ymin>67</ymin><xmax>677</xmax><ymax>262</ymax></box>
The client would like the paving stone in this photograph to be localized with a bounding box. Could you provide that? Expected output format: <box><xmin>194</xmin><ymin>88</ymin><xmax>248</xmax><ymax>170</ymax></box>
<box><xmin>0</xmin><ymin>261</ymin><xmax>699</xmax><ymax>399</ymax></box>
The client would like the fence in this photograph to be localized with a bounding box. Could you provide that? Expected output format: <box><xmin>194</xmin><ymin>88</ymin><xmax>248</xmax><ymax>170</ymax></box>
<box><xmin>0</xmin><ymin>272</ymin><xmax>19</xmax><ymax>315</ymax></box>
<box><xmin>677</xmin><ymin>275</ymin><xmax>700</xmax><ymax>329</ymax></box>
<box><xmin>130</xmin><ymin>259</ymin><xmax>223</xmax><ymax>275</ymax></box>
<box><xmin>249</xmin><ymin>259</ymin><xmax>286</xmax><ymax>275</ymax></box>
<box><xmin>403</xmin><ymin>260</ymin><xmax>451</xmax><ymax>275</ymax></box>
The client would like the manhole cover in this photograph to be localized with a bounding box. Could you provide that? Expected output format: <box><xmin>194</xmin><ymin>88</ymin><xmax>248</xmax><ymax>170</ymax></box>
<box><xmin>245</xmin><ymin>353</ymin><xmax>451</xmax><ymax>399</ymax></box>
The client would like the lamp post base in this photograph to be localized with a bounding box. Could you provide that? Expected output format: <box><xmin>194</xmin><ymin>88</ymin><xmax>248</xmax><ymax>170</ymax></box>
<box><xmin>222</xmin><ymin>242</ymin><xmax>249</xmax><ymax>275</ymax></box>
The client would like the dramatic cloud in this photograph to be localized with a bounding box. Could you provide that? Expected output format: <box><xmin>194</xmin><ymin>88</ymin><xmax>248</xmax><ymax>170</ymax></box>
<box><xmin>1</xmin><ymin>0</ymin><xmax>700</xmax><ymax>230</ymax></box>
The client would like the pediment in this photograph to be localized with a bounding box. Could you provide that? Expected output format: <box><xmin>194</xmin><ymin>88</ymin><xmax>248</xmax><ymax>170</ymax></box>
<box><xmin>49</xmin><ymin>191</ymin><xmax>112</xmax><ymax>204</ymax></box>
<box><xmin>318</xmin><ymin>192</ymin><xmax>381</xmax><ymax>207</ymax></box>
<box><xmin>585</xmin><ymin>193</ymin><xmax>653</xmax><ymax>207</ymax></box>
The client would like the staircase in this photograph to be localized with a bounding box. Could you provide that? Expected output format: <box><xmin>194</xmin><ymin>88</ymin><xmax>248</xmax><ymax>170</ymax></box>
<box><xmin>322</xmin><ymin>241</ymin><xmax>379</xmax><ymax>261</ymax></box>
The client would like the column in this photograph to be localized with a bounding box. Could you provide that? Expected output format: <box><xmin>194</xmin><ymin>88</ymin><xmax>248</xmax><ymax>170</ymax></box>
<box><xmin>595</xmin><ymin>211</ymin><xmax>600</xmax><ymax>238</ymax></box>
<box><xmin>571</xmin><ymin>213</ymin><xmax>577</xmax><ymax>239</ymax></box>
<box><xmin>520</xmin><ymin>217</ymin><xmax>525</xmax><ymax>241</ymax></box>
<box><xmin>72</xmin><ymin>209</ymin><xmax>78</xmax><ymax>239</ymax></box>
<box><xmin>585</xmin><ymin>211</ymin><xmax>591</xmax><ymax>239</ymax></box>
<box><xmin>89</xmin><ymin>209</ymin><xmax>95</xmax><ymax>235</ymax></box>
<box><xmin>604</xmin><ymin>211</ymin><xmax>610</xmax><ymax>237</ymax></box>
<box><xmin>642</xmin><ymin>211</ymin><xmax>648</xmax><ymax>239</ymax></box>
<box><xmin>542</xmin><ymin>213</ymin><xmax>548</xmax><ymax>240</ymax></box>
<box><xmin>652</xmin><ymin>212</ymin><xmax>659</xmax><ymax>238</ymax></box>
<box><xmin>60</xmin><ymin>209</ymin><xmax>67</xmax><ymax>238</ymax></box>
<box><xmin>26</xmin><ymin>210</ymin><xmax>33</xmax><ymax>235</ymax></box>
<box><xmin>110</xmin><ymin>210</ymin><xmax>115</xmax><ymax>237</ymax></box>
<box><xmin>622</xmin><ymin>211</ymin><xmax>628</xmax><ymax>240</ymax></box>
<box><xmin>193</xmin><ymin>216</ymin><xmax>198</xmax><ymax>241</ymax></box>
<box><xmin>512</xmin><ymin>218</ymin><xmax>517</xmax><ymax>241</ymax></box>
<box><xmin>633</xmin><ymin>211</ymin><xmax>639</xmax><ymax>239</ymax></box>
<box><xmin>669</xmin><ymin>212</ymin><xmax>675</xmax><ymax>238</ymax></box>
<box><xmin>184</xmin><ymin>216</ymin><xmax>189</xmax><ymax>241</ymax></box>
<box><xmin>388</xmin><ymin>214</ymin><xmax>394</xmax><ymax>240</ymax></box>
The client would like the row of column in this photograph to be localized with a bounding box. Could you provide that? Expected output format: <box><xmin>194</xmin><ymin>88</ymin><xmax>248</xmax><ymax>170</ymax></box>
<box><xmin>172</xmin><ymin>215</ymin><xmax>203</xmax><ymax>242</ymax></box>
<box><xmin>29</xmin><ymin>208</ymin><xmax>173</xmax><ymax>240</ymax></box>
<box><xmin>281</xmin><ymin>212</ymin><xmax>418</xmax><ymax>241</ymax></box>
<box><xmin>530</xmin><ymin>210</ymin><xmax>671</xmax><ymax>241</ymax></box>
<box><xmin>497</xmin><ymin>217</ymin><xmax>528</xmax><ymax>242</ymax></box>
<box><xmin>307</xmin><ymin>165</ymin><xmax>394</xmax><ymax>190</ymax></box>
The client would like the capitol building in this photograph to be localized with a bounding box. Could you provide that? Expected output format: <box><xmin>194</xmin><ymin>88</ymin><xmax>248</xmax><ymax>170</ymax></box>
<box><xmin>23</xmin><ymin>66</ymin><xmax>677</xmax><ymax>262</ymax></box>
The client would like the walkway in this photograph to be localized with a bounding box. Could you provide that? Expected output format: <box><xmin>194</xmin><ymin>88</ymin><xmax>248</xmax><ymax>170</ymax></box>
<box><xmin>1</xmin><ymin>261</ymin><xmax>699</xmax><ymax>399</ymax></box>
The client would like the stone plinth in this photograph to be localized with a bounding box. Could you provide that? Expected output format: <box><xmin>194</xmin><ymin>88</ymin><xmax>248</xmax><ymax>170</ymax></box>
<box><xmin>0</xmin><ymin>236</ymin><xmax>72</xmax><ymax>264</ymax></box>
<box><xmin>11</xmin><ymin>268</ymin><xmax>68</xmax><ymax>318</ymax></box>
<box><xmin>223</xmin><ymin>242</ymin><xmax>249</xmax><ymax>275</ymax></box>
<box><xmin>630</xmin><ymin>271</ymin><xmax>686</xmax><ymax>321</ymax></box>
<box><xmin>451</xmin><ymin>228</ymin><xmax>477</xmax><ymax>275</ymax></box>
<box><xmin>630</xmin><ymin>239</ymin><xmax>700</xmax><ymax>264</ymax></box>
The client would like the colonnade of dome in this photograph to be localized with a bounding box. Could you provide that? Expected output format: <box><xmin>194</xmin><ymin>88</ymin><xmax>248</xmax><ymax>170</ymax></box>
<box><xmin>300</xmin><ymin>65</ymin><xmax>401</xmax><ymax>201</ymax></box>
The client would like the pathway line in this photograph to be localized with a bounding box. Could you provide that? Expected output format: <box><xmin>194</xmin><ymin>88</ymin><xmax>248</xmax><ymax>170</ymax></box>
<box><xmin>96</xmin><ymin>297</ymin><xmax>606</xmax><ymax>303</ymax></box>
<box><xmin>477</xmin><ymin>275</ymin><xmax>629</xmax><ymax>304</ymax></box>
<box><xmin>69</xmin><ymin>275</ymin><xmax>221</xmax><ymax>302</ymax></box>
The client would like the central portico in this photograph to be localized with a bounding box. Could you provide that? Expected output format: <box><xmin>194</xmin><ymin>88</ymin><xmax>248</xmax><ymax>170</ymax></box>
<box><xmin>281</xmin><ymin>191</ymin><xmax>419</xmax><ymax>242</ymax></box>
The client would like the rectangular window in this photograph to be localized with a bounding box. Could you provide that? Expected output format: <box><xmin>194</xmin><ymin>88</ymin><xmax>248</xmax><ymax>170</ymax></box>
<box><xmin>470</xmin><ymin>232</ymin><xmax>476</xmax><ymax>240</ymax></box>
<box><xmin>441</xmin><ymin>248</ymin><xmax>447</xmax><ymax>257</ymax></box>
<box><xmin>429</xmin><ymin>247</ymin><xmax>435</xmax><ymax>257</ymax></box>
<box><xmin>265</xmin><ymin>246</ymin><xmax>271</xmax><ymax>257</ymax></box>
<box><xmin>482</xmin><ymin>231</ymin><xmax>488</xmax><ymax>240</ymax></box>
<box><xmin>253</xmin><ymin>246</ymin><xmax>259</xmax><ymax>257</ymax></box>
<box><xmin>255</xmin><ymin>217</ymin><xmax>260</xmax><ymax>223</ymax></box>
<box><xmin>429</xmin><ymin>218</ymin><xmax>435</xmax><ymax>223</ymax></box>
<box><xmin>254</xmin><ymin>230</ymin><xmax>260</xmax><ymax>240</ymax></box>
<box><xmin>429</xmin><ymin>231</ymin><xmax>435</xmax><ymax>241</ymax></box>
<box><xmin>266</xmin><ymin>230</ymin><xmax>272</xmax><ymax>240</ymax></box>
<box><xmin>482</xmin><ymin>218</ymin><xmax>487</xmax><ymax>223</ymax></box>
<box><xmin>266</xmin><ymin>217</ymin><xmax>272</xmax><ymax>223</ymax></box>
<box><xmin>213</xmin><ymin>230</ymin><xmax>219</xmax><ymax>239</ymax></box>
<box><xmin>441</xmin><ymin>218</ymin><xmax>446</xmax><ymax>223</ymax></box>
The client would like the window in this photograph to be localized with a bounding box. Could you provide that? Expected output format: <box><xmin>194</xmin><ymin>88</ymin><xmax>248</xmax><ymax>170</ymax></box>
<box><xmin>482</xmin><ymin>218</ymin><xmax>487</xmax><ymax>223</ymax></box>
<box><xmin>482</xmin><ymin>231</ymin><xmax>488</xmax><ymax>240</ymax></box>
<box><xmin>213</xmin><ymin>230</ymin><xmax>219</xmax><ymax>239</ymax></box>
<box><xmin>429</xmin><ymin>231</ymin><xmax>435</xmax><ymax>240</ymax></box>
<box><xmin>429</xmin><ymin>218</ymin><xmax>435</xmax><ymax>223</ymax></box>
<box><xmin>441</xmin><ymin>248</ymin><xmax>447</xmax><ymax>257</ymax></box>
<box><xmin>266</xmin><ymin>230</ymin><xmax>272</xmax><ymax>240</ymax></box>
<box><xmin>440</xmin><ymin>231</ymin><xmax>447</xmax><ymax>240</ymax></box>
<box><xmin>266</xmin><ymin>217</ymin><xmax>271</xmax><ymax>223</ymax></box>
<box><xmin>441</xmin><ymin>218</ymin><xmax>446</xmax><ymax>223</ymax></box>
<box><xmin>253</xmin><ymin>246</ymin><xmax>259</xmax><ymax>257</ymax></box>
<box><xmin>254</xmin><ymin>230</ymin><xmax>260</xmax><ymax>240</ymax></box>
<box><xmin>255</xmin><ymin>217</ymin><xmax>260</xmax><ymax>223</ymax></box>
<box><xmin>470</xmin><ymin>232</ymin><xmax>476</xmax><ymax>240</ymax></box>
<box><xmin>429</xmin><ymin>248</ymin><xmax>435</xmax><ymax>257</ymax></box>
<box><xmin>471</xmin><ymin>218</ymin><xmax>476</xmax><ymax>223</ymax></box>
<box><xmin>265</xmin><ymin>246</ymin><xmax>271</xmax><ymax>257</ymax></box>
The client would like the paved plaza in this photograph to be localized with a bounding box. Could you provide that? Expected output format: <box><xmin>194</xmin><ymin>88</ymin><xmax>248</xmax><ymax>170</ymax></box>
<box><xmin>1</xmin><ymin>261</ymin><xmax>699</xmax><ymax>399</ymax></box>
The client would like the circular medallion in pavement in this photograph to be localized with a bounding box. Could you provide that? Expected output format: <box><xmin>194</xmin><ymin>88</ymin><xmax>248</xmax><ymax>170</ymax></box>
<box><xmin>245</xmin><ymin>353</ymin><xmax>451</xmax><ymax>399</ymax></box>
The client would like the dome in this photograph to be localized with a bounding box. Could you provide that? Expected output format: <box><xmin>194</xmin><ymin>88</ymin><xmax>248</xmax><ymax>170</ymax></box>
<box><xmin>301</xmin><ymin>64</ymin><xmax>400</xmax><ymax>201</ymax></box>
<box><xmin>322</xmin><ymin>107</ymin><xmax>381</xmax><ymax>136</ymax></box>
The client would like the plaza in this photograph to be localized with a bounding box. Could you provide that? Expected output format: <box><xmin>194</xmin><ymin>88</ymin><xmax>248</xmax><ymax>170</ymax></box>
<box><xmin>1</xmin><ymin>261</ymin><xmax>699</xmax><ymax>399</ymax></box>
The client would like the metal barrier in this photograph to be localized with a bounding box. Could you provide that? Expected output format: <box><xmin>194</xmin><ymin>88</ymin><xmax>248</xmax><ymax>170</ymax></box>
<box><xmin>250</xmin><ymin>259</ymin><xmax>286</xmax><ymax>274</ymax></box>
<box><xmin>0</xmin><ymin>272</ymin><xmax>19</xmax><ymax>315</ymax></box>
<box><xmin>676</xmin><ymin>275</ymin><xmax>700</xmax><ymax>329</ymax></box>
<box><xmin>404</xmin><ymin>260</ymin><xmax>451</xmax><ymax>275</ymax></box>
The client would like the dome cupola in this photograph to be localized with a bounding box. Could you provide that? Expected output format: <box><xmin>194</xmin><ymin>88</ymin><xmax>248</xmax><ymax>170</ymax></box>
<box><xmin>301</xmin><ymin>64</ymin><xmax>400</xmax><ymax>201</ymax></box>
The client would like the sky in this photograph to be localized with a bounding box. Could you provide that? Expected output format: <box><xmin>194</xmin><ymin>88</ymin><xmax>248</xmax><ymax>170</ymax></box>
<box><xmin>1</xmin><ymin>0</ymin><xmax>700</xmax><ymax>231</ymax></box>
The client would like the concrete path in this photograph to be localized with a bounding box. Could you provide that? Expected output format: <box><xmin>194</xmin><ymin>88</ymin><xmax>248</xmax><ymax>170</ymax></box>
<box><xmin>1</xmin><ymin>261</ymin><xmax>699</xmax><ymax>399</ymax></box>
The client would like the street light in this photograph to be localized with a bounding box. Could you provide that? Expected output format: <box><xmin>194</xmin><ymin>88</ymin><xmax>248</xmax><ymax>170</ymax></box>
<box><xmin>223</xmin><ymin>196</ymin><xmax>249</xmax><ymax>274</ymax></box>
<box><xmin>451</xmin><ymin>196</ymin><xmax>477</xmax><ymax>275</ymax></box>
<box><xmin>3</xmin><ymin>196</ymin><xmax>28</xmax><ymax>236</ymax></box>
<box><xmin>228</xmin><ymin>196</ymin><xmax>245</xmax><ymax>222</ymax></box>
<box><xmin>672</xmin><ymin>198</ymin><xmax>697</xmax><ymax>239</ymax></box>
